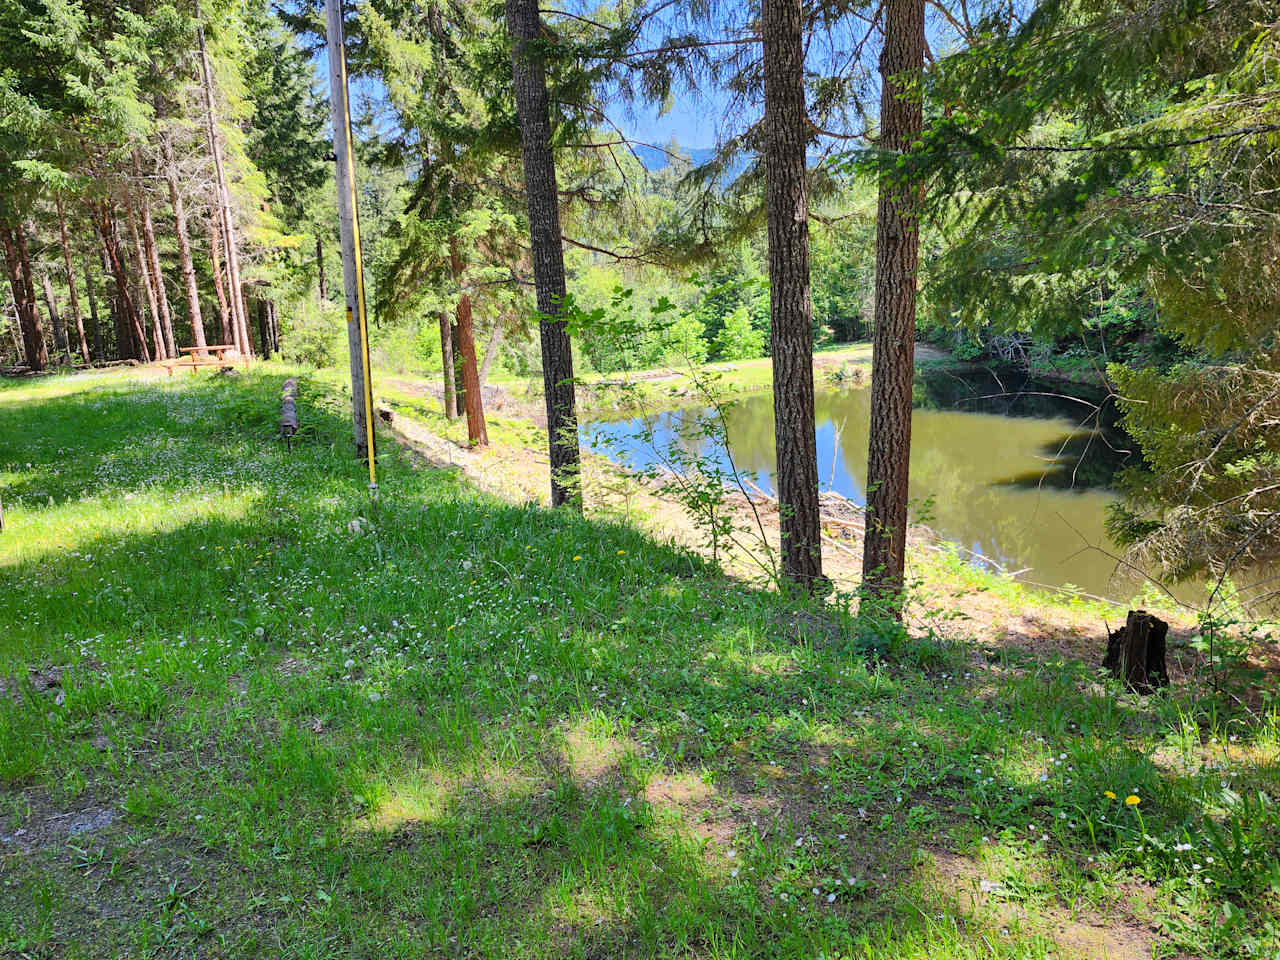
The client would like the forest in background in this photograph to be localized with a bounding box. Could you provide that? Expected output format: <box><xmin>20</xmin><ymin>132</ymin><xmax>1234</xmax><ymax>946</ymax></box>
<box><xmin>3</xmin><ymin>0</ymin><xmax>1278</xmax><ymax>600</ymax></box>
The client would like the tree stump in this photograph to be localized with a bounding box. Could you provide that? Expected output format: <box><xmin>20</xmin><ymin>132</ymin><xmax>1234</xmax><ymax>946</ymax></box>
<box><xmin>1103</xmin><ymin>609</ymin><xmax>1170</xmax><ymax>693</ymax></box>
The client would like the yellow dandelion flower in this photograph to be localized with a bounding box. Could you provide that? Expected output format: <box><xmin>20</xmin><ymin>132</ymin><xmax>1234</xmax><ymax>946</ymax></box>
<box><xmin>617</xmin><ymin>549</ymin><xmax>626</xmax><ymax>555</ymax></box>
<box><xmin>1125</xmin><ymin>795</ymin><xmax>1141</xmax><ymax>806</ymax></box>
<box><xmin>573</xmin><ymin>555</ymin><xmax>582</xmax><ymax>561</ymax></box>
<box><xmin>1104</xmin><ymin>790</ymin><xmax>1116</xmax><ymax>800</ymax></box>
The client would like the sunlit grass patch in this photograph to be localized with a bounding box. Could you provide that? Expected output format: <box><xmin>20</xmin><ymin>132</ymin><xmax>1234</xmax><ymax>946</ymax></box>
<box><xmin>0</xmin><ymin>366</ymin><xmax>1276</xmax><ymax>958</ymax></box>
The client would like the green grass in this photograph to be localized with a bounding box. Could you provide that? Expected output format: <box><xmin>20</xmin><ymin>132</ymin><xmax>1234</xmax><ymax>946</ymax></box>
<box><xmin>1</xmin><ymin>366</ymin><xmax>1278</xmax><ymax>958</ymax></box>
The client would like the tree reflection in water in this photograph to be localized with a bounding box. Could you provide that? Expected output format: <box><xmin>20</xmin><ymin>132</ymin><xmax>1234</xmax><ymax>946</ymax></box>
<box><xmin>583</xmin><ymin>368</ymin><xmax>1163</xmax><ymax>600</ymax></box>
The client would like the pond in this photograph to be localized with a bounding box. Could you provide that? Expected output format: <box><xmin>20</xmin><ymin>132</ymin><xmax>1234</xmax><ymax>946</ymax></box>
<box><xmin>583</xmin><ymin>367</ymin><xmax>1155</xmax><ymax>601</ymax></box>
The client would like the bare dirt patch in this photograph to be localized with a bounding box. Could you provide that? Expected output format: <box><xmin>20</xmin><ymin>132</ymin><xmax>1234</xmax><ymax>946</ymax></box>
<box><xmin>927</xmin><ymin>849</ymin><xmax>1157</xmax><ymax>960</ymax></box>
<box><xmin>0</xmin><ymin>790</ymin><xmax>118</xmax><ymax>854</ymax></box>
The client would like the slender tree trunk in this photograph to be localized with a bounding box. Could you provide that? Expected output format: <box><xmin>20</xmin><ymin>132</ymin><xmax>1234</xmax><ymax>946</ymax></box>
<box><xmin>256</xmin><ymin>299</ymin><xmax>272</xmax><ymax>360</ymax></box>
<box><xmin>8</xmin><ymin>224</ymin><xmax>49</xmax><ymax>370</ymax></box>
<box><xmin>239</xmin><ymin>287</ymin><xmax>253</xmax><ymax>359</ymax></box>
<box><xmin>97</xmin><ymin>205</ymin><xmax>150</xmax><ymax>362</ymax></box>
<box><xmin>195</xmin><ymin>0</ymin><xmax>251</xmax><ymax>359</ymax></box>
<box><xmin>123</xmin><ymin>188</ymin><xmax>165</xmax><ymax>360</ymax></box>
<box><xmin>4</xmin><ymin>299</ymin><xmax>22</xmax><ymax>365</ymax></box>
<box><xmin>98</xmin><ymin>243</ymin><xmax>125</xmax><ymax>360</ymax></box>
<box><xmin>478</xmin><ymin>316</ymin><xmax>506</xmax><ymax>390</ymax></box>
<box><xmin>506</xmin><ymin>0</ymin><xmax>582</xmax><ymax>508</ymax></box>
<box><xmin>438</xmin><ymin>310</ymin><xmax>457</xmax><ymax>419</ymax></box>
<box><xmin>267</xmin><ymin>300</ymin><xmax>280</xmax><ymax>353</ymax></box>
<box><xmin>316</xmin><ymin>235</ymin><xmax>327</xmax><ymax>303</ymax></box>
<box><xmin>55</xmin><ymin>197</ymin><xmax>90</xmax><ymax>362</ymax></box>
<box><xmin>134</xmin><ymin>153</ymin><xmax>177</xmax><ymax>358</ymax></box>
<box><xmin>1</xmin><ymin>228</ymin><xmax>34</xmax><ymax>368</ymax></box>
<box><xmin>449</xmin><ymin>237</ymin><xmax>488</xmax><ymax>447</ymax></box>
<box><xmin>39</xmin><ymin>269</ymin><xmax>70</xmax><ymax>361</ymax></box>
<box><xmin>208</xmin><ymin>207</ymin><xmax>234</xmax><ymax>347</ymax></box>
<box><xmin>862</xmin><ymin>0</ymin><xmax>925</xmax><ymax>613</ymax></box>
<box><xmin>761</xmin><ymin>0</ymin><xmax>823</xmax><ymax>587</ymax></box>
<box><xmin>82</xmin><ymin>253</ymin><xmax>104</xmax><ymax>363</ymax></box>
<box><xmin>160</xmin><ymin>136</ymin><xmax>208</xmax><ymax>353</ymax></box>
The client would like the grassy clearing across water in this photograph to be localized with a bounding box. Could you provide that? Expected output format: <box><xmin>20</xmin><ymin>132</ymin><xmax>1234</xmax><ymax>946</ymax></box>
<box><xmin>1</xmin><ymin>367</ymin><xmax>1278</xmax><ymax>958</ymax></box>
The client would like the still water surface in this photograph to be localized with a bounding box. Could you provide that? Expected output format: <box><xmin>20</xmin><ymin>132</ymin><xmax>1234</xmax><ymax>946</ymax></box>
<box><xmin>583</xmin><ymin>369</ymin><xmax>1150</xmax><ymax>600</ymax></box>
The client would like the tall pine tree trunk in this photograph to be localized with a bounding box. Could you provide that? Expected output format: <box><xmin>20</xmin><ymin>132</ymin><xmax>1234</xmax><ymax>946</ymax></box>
<box><xmin>134</xmin><ymin>153</ymin><xmax>177</xmax><ymax>358</ymax></box>
<box><xmin>438</xmin><ymin>310</ymin><xmax>457</xmax><ymax>419</ymax></box>
<box><xmin>38</xmin><ymin>268</ymin><xmax>70</xmax><ymax>361</ymax></box>
<box><xmin>55</xmin><ymin>197</ymin><xmax>90</xmax><ymax>362</ymax></box>
<box><xmin>208</xmin><ymin>206</ymin><xmax>234</xmax><ymax>347</ymax></box>
<box><xmin>1</xmin><ymin>224</ymin><xmax>42</xmax><ymax>369</ymax></box>
<box><xmin>161</xmin><ymin>135</ymin><xmax>208</xmax><ymax>352</ymax></box>
<box><xmin>123</xmin><ymin>188</ymin><xmax>165</xmax><ymax>360</ymax></box>
<box><xmin>82</xmin><ymin>253</ymin><xmax>104</xmax><ymax>363</ymax></box>
<box><xmin>195</xmin><ymin>0</ymin><xmax>251</xmax><ymax>358</ymax></box>
<box><xmin>316</xmin><ymin>235</ymin><xmax>327</xmax><ymax>303</ymax></box>
<box><xmin>268</xmin><ymin>300</ymin><xmax>280</xmax><ymax>353</ymax></box>
<box><xmin>255</xmin><ymin>299</ymin><xmax>272</xmax><ymax>360</ymax></box>
<box><xmin>97</xmin><ymin>204</ymin><xmax>150</xmax><ymax>362</ymax></box>
<box><xmin>506</xmin><ymin>0</ymin><xmax>582</xmax><ymax>508</ymax></box>
<box><xmin>8</xmin><ymin>223</ymin><xmax>49</xmax><ymax>370</ymax></box>
<box><xmin>449</xmin><ymin>236</ymin><xmax>488</xmax><ymax>447</ymax></box>
<box><xmin>862</xmin><ymin>0</ymin><xmax>925</xmax><ymax>613</ymax></box>
<box><xmin>762</xmin><ymin>0</ymin><xmax>823</xmax><ymax>587</ymax></box>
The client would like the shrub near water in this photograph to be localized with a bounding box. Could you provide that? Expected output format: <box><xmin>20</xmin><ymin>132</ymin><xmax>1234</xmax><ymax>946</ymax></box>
<box><xmin>0</xmin><ymin>368</ymin><xmax>1277</xmax><ymax>959</ymax></box>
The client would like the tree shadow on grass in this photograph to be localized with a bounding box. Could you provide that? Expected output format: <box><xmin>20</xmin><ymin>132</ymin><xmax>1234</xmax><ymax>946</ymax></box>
<box><xmin>1</xmin><ymin>373</ymin><xmax>1277</xmax><ymax>958</ymax></box>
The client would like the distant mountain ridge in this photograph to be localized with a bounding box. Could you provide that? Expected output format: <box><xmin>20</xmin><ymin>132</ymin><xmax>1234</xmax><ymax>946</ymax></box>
<box><xmin>633</xmin><ymin>144</ymin><xmax>718</xmax><ymax>171</ymax></box>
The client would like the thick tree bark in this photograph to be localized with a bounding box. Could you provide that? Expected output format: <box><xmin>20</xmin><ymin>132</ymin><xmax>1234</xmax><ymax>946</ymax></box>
<box><xmin>97</xmin><ymin>205</ymin><xmax>150</xmax><ymax>362</ymax></box>
<box><xmin>134</xmin><ymin>153</ymin><xmax>177</xmax><ymax>358</ymax></box>
<box><xmin>762</xmin><ymin>0</ymin><xmax>823</xmax><ymax>587</ymax></box>
<box><xmin>506</xmin><ymin>0</ymin><xmax>582</xmax><ymax>508</ymax></box>
<box><xmin>438</xmin><ymin>310</ymin><xmax>457</xmax><ymax>419</ymax></box>
<box><xmin>55</xmin><ymin>197</ymin><xmax>90</xmax><ymax>362</ymax></box>
<box><xmin>208</xmin><ymin>207</ymin><xmax>234</xmax><ymax>347</ymax></box>
<box><xmin>1103</xmin><ymin>610</ymin><xmax>1170</xmax><ymax>694</ymax></box>
<box><xmin>82</xmin><ymin>253</ymin><xmax>104</xmax><ymax>363</ymax></box>
<box><xmin>862</xmin><ymin>0</ymin><xmax>925</xmax><ymax>613</ymax></box>
<box><xmin>38</xmin><ymin>269</ymin><xmax>70</xmax><ymax>361</ymax></box>
<box><xmin>123</xmin><ymin>188</ymin><xmax>165</xmax><ymax>360</ymax></box>
<box><xmin>449</xmin><ymin>237</ymin><xmax>488</xmax><ymax>447</ymax></box>
<box><xmin>5</xmin><ymin>223</ymin><xmax>49</xmax><ymax>370</ymax></box>
<box><xmin>316</xmin><ymin>235</ymin><xmax>327</xmax><ymax>303</ymax></box>
<box><xmin>160</xmin><ymin>136</ymin><xmax>208</xmax><ymax>352</ymax></box>
<box><xmin>1</xmin><ymin>227</ymin><xmax>35</xmax><ymax>368</ymax></box>
<box><xmin>195</xmin><ymin>0</ymin><xmax>252</xmax><ymax>358</ymax></box>
<box><xmin>478</xmin><ymin>316</ymin><xmax>506</xmax><ymax>390</ymax></box>
<box><xmin>451</xmin><ymin>323</ymin><xmax>468</xmax><ymax>406</ymax></box>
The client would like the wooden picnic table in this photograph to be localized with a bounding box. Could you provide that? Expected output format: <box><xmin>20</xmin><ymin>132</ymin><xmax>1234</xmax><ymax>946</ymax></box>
<box><xmin>161</xmin><ymin>345</ymin><xmax>250</xmax><ymax>375</ymax></box>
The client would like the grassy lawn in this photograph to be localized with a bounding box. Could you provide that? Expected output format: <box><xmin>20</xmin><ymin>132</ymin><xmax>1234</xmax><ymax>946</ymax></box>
<box><xmin>1</xmin><ymin>367</ymin><xmax>1277</xmax><ymax>958</ymax></box>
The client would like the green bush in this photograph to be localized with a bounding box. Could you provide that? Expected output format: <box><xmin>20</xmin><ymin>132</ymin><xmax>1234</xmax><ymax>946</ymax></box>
<box><xmin>713</xmin><ymin>306</ymin><xmax>766</xmax><ymax>361</ymax></box>
<box><xmin>280</xmin><ymin>301</ymin><xmax>346</xmax><ymax>368</ymax></box>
